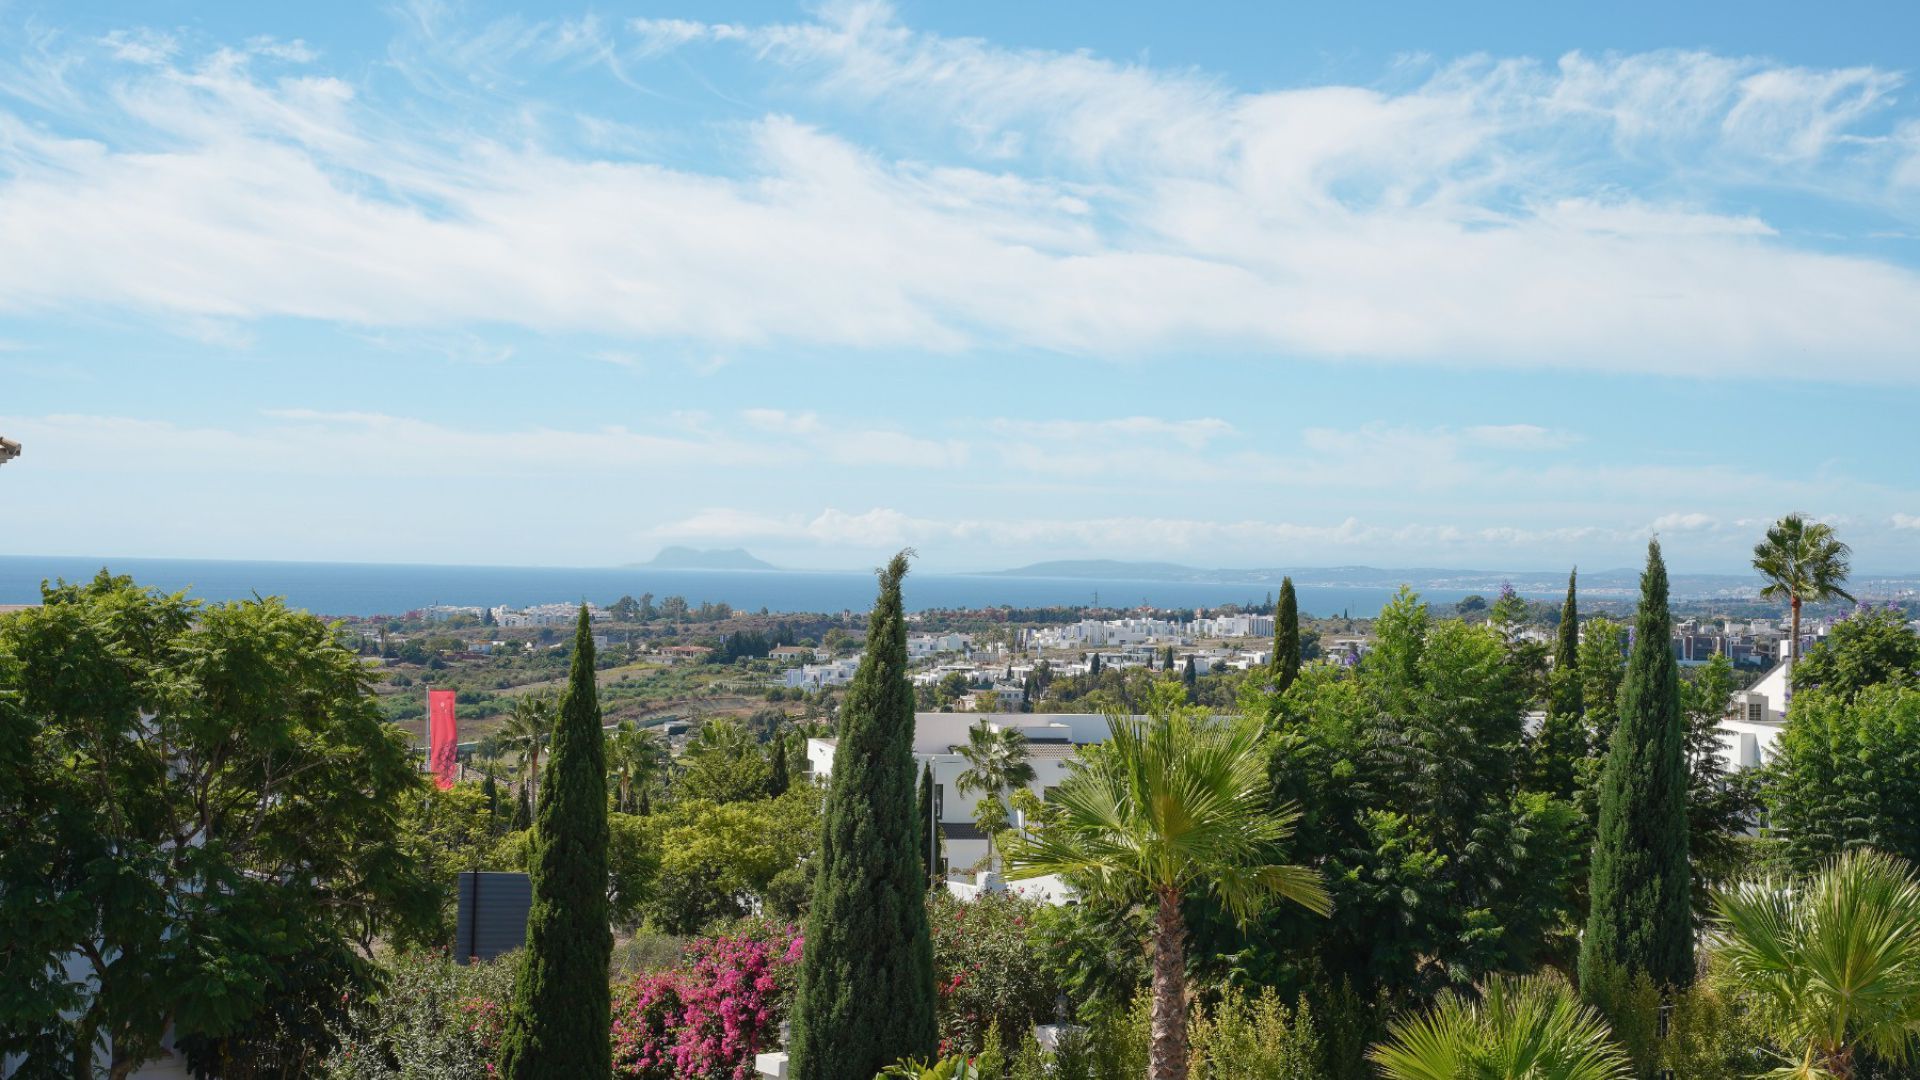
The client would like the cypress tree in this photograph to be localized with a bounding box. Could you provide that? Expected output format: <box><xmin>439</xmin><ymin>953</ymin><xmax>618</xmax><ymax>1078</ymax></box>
<box><xmin>1182</xmin><ymin>655</ymin><xmax>1197</xmax><ymax>697</ymax></box>
<box><xmin>1088</xmin><ymin>652</ymin><xmax>1102</xmax><ymax>677</ymax></box>
<box><xmin>1529</xmin><ymin>569</ymin><xmax>1587</xmax><ymax>799</ymax></box>
<box><xmin>791</xmin><ymin>553</ymin><xmax>937</xmax><ymax>1079</ymax></box>
<box><xmin>481</xmin><ymin>771</ymin><xmax>500</xmax><ymax>834</ymax></box>
<box><xmin>511</xmin><ymin>781</ymin><xmax>531</xmax><ymax>831</ymax></box>
<box><xmin>918</xmin><ymin>759</ymin><xmax>938</xmax><ymax>888</ymax></box>
<box><xmin>499</xmin><ymin>606</ymin><xmax>612</xmax><ymax>1078</ymax></box>
<box><xmin>1581</xmin><ymin>542</ymin><xmax>1692</xmax><ymax>993</ymax></box>
<box><xmin>1271</xmin><ymin>576</ymin><xmax>1300</xmax><ymax>693</ymax></box>
<box><xmin>768</xmin><ymin>731</ymin><xmax>791</xmax><ymax>797</ymax></box>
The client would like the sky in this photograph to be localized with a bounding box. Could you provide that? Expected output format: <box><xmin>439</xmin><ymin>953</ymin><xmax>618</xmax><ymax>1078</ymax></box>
<box><xmin>2</xmin><ymin>1</ymin><xmax>1919</xmax><ymax>574</ymax></box>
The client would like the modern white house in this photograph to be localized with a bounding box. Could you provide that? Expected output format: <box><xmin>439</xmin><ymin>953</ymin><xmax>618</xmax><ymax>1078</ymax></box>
<box><xmin>805</xmin><ymin>712</ymin><xmax>1121</xmax><ymax>872</ymax></box>
<box><xmin>1714</xmin><ymin>660</ymin><xmax>1793</xmax><ymax>772</ymax></box>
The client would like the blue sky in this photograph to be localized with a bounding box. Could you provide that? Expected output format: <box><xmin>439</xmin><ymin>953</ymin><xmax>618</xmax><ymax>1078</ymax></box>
<box><xmin>3</xmin><ymin>1</ymin><xmax>1920</xmax><ymax>574</ymax></box>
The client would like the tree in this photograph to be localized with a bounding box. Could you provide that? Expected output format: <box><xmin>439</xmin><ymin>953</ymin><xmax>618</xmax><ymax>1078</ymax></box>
<box><xmin>606</xmin><ymin>722</ymin><xmax>665</xmax><ymax>815</ymax></box>
<box><xmin>1528</xmin><ymin>570</ymin><xmax>1586</xmax><ymax>800</ymax></box>
<box><xmin>1182</xmin><ymin>655</ymin><xmax>1197</xmax><ymax>697</ymax></box>
<box><xmin>1753</xmin><ymin>513</ymin><xmax>1855</xmax><ymax>669</ymax></box>
<box><xmin>790</xmin><ymin>553</ymin><xmax>938</xmax><ymax>1079</ymax></box>
<box><xmin>1576</xmin><ymin>618</ymin><xmax>1628</xmax><ymax>754</ymax></box>
<box><xmin>1712</xmin><ymin>849</ymin><xmax>1920</xmax><ymax>1079</ymax></box>
<box><xmin>918</xmin><ymin>760</ymin><xmax>940</xmax><ymax>887</ymax></box>
<box><xmin>1581</xmin><ymin>540</ymin><xmax>1692</xmax><ymax>993</ymax></box>
<box><xmin>499</xmin><ymin>692</ymin><xmax>557</xmax><ymax>814</ymax></box>
<box><xmin>1271</xmin><ymin>576</ymin><xmax>1300</xmax><ymax>694</ymax></box>
<box><xmin>767</xmin><ymin>731</ymin><xmax>791</xmax><ymax>797</ymax></box>
<box><xmin>1766</xmin><ymin>683</ymin><xmax>1920</xmax><ymax>871</ymax></box>
<box><xmin>1004</xmin><ymin>683</ymin><xmax>1330</xmax><ymax>1080</ymax></box>
<box><xmin>1680</xmin><ymin>654</ymin><xmax>1756</xmax><ymax>920</ymax></box>
<box><xmin>511</xmin><ymin>782</ymin><xmax>532</xmax><ymax>831</ymax></box>
<box><xmin>955</xmin><ymin>719</ymin><xmax>1036</xmax><ymax>871</ymax></box>
<box><xmin>0</xmin><ymin>573</ymin><xmax>437</xmax><ymax>1077</ymax></box>
<box><xmin>679</xmin><ymin>717</ymin><xmax>772</xmax><ymax>804</ymax></box>
<box><xmin>1369</xmin><ymin>973</ymin><xmax>1632</xmax><ymax>1080</ymax></box>
<box><xmin>1088</xmin><ymin>652</ymin><xmax>1102</xmax><ymax>677</ymax></box>
<box><xmin>640</xmin><ymin>786</ymin><xmax>822</xmax><ymax>932</ymax></box>
<box><xmin>1793</xmin><ymin>604</ymin><xmax>1920</xmax><ymax>704</ymax></box>
<box><xmin>499</xmin><ymin>606</ymin><xmax>611</xmax><ymax>1079</ymax></box>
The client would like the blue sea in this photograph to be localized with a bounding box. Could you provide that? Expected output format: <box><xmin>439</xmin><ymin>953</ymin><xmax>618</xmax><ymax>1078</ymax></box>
<box><xmin>0</xmin><ymin>555</ymin><xmax>1479</xmax><ymax>619</ymax></box>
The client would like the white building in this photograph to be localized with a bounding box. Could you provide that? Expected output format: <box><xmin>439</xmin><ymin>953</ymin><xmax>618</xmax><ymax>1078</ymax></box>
<box><xmin>806</xmin><ymin>712</ymin><xmax>1121</xmax><ymax>871</ymax></box>
<box><xmin>909</xmin><ymin>632</ymin><xmax>973</xmax><ymax>659</ymax></box>
<box><xmin>783</xmin><ymin>657</ymin><xmax>862</xmax><ymax>690</ymax></box>
<box><xmin>1714</xmin><ymin>661</ymin><xmax>1793</xmax><ymax>772</ymax></box>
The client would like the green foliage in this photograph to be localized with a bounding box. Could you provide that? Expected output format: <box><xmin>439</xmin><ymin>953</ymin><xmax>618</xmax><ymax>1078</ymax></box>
<box><xmin>919</xmin><ymin>761</ymin><xmax>940</xmax><ymax>887</ymax></box>
<box><xmin>1577</xmin><ymin>617</ymin><xmax>1628</xmax><ymax>753</ymax></box>
<box><xmin>641</xmin><ymin>785</ymin><xmax>821</xmax><ymax>933</ymax></box>
<box><xmin>1682</xmin><ymin>654</ymin><xmax>1760</xmax><ymax>920</ymax></box>
<box><xmin>1528</xmin><ymin>570</ymin><xmax>1588</xmax><ymax>801</ymax></box>
<box><xmin>1794</xmin><ymin>605</ymin><xmax>1920</xmax><ymax>704</ymax></box>
<box><xmin>1713</xmin><ymin>849</ymin><xmax>1920</xmax><ymax>1077</ymax></box>
<box><xmin>1767</xmin><ymin>684</ymin><xmax>1920</xmax><ymax>872</ymax></box>
<box><xmin>1582</xmin><ymin>541</ymin><xmax>1693</xmax><ymax>993</ymax></box>
<box><xmin>499</xmin><ymin>607</ymin><xmax>612</xmax><ymax>1079</ymax></box>
<box><xmin>791</xmin><ymin>553</ymin><xmax>939</xmax><ymax>1080</ymax></box>
<box><xmin>1583</xmin><ymin>968</ymin><xmax>1769</xmax><ymax>1080</ymax></box>
<box><xmin>0</xmin><ymin>573</ymin><xmax>437</xmax><ymax>1076</ymax></box>
<box><xmin>1188</xmin><ymin>987</ymin><xmax>1322</xmax><ymax>1079</ymax></box>
<box><xmin>1369</xmin><ymin>973</ymin><xmax>1632</xmax><ymax>1080</ymax></box>
<box><xmin>956</xmin><ymin>718</ymin><xmax>1037</xmax><ymax>870</ymax></box>
<box><xmin>1271</xmin><ymin>577</ymin><xmax>1301</xmax><ymax>694</ymax></box>
<box><xmin>1030</xmin><ymin>900</ymin><xmax>1148</xmax><ymax>1024</ymax></box>
<box><xmin>323</xmin><ymin>951</ymin><xmax>517</xmax><ymax>1080</ymax></box>
<box><xmin>678</xmin><ymin>717</ymin><xmax>774</xmax><ymax>804</ymax></box>
<box><xmin>927</xmin><ymin>892</ymin><xmax>1055</xmax><ymax>1058</ymax></box>
<box><xmin>1246</xmin><ymin>591</ymin><xmax>1579</xmax><ymax>1001</ymax></box>
<box><xmin>1753</xmin><ymin>513</ymin><xmax>1855</xmax><ymax>666</ymax></box>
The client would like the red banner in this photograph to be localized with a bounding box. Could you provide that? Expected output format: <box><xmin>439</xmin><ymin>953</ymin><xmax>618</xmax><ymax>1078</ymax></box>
<box><xmin>428</xmin><ymin>690</ymin><xmax>458</xmax><ymax>790</ymax></box>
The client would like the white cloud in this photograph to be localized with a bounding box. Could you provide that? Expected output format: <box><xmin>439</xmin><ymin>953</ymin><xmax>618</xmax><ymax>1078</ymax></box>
<box><xmin>1892</xmin><ymin>513</ymin><xmax>1920</xmax><ymax>530</ymax></box>
<box><xmin>1462</xmin><ymin>424</ymin><xmax>1580</xmax><ymax>450</ymax></box>
<box><xmin>1651</xmin><ymin>512</ymin><xmax>1719</xmax><ymax>533</ymax></box>
<box><xmin>0</xmin><ymin>12</ymin><xmax>1916</xmax><ymax>376</ymax></box>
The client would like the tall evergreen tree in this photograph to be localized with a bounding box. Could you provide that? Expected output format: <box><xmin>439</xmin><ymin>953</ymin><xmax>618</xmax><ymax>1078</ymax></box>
<box><xmin>511</xmin><ymin>782</ymin><xmax>531</xmax><ymax>831</ymax></box>
<box><xmin>1182</xmin><ymin>655</ymin><xmax>1197</xmax><ymax>697</ymax></box>
<box><xmin>918</xmin><ymin>759</ymin><xmax>939</xmax><ymax>887</ymax></box>
<box><xmin>499</xmin><ymin>607</ymin><xmax>612</xmax><ymax>1079</ymax></box>
<box><xmin>1580</xmin><ymin>541</ymin><xmax>1692</xmax><ymax>993</ymax></box>
<box><xmin>1527</xmin><ymin>569</ymin><xmax>1586</xmax><ymax>799</ymax></box>
<box><xmin>1088</xmin><ymin>652</ymin><xmax>1102</xmax><ymax>677</ymax></box>
<box><xmin>1271</xmin><ymin>576</ymin><xmax>1300</xmax><ymax>693</ymax></box>
<box><xmin>481</xmin><ymin>770</ymin><xmax>501</xmax><ymax>834</ymax></box>
<box><xmin>767</xmin><ymin>731</ymin><xmax>791</xmax><ymax>798</ymax></box>
<box><xmin>790</xmin><ymin>554</ymin><xmax>937</xmax><ymax>1079</ymax></box>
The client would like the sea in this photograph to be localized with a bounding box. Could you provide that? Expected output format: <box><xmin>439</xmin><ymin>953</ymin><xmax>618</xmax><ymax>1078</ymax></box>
<box><xmin>0</xmin><ymin>555</ymin><xmax>1484</xmax><ymax>620</ymax></box>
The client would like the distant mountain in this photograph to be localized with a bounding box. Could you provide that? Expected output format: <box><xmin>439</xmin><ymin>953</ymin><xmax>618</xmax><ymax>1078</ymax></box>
<box><xmin>635</xmin><ymin>547</ymin><xmax>780</xmax><ymax>571</ymax></box>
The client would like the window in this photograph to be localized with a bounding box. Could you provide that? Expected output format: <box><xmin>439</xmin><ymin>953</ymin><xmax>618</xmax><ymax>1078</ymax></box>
<box><xmin>1748</xmin><ymin>702</ymin><xmax>1763</xmax><ymax>724</ymax></box>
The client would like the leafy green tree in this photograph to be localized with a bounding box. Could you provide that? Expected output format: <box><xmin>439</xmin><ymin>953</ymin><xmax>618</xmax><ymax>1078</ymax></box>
<box><xmin>1004</xmin><ymin>683</ymin><xmax>1330</xmax><ymax>1080</ymax></box>
<box><xmin>1582</xmin><ymin>540</ymin><xmax>1692</xmax><ymax>994</ymax></box>
<box><xmin>1793</xmin><ymin>605</ymin><xmax>1920</xmax><ymax>703</ymax></box>
<box><xmin>1680</xmin><ymin>654</ymin><xmax>1757</xmax><ymax>920</ymax></box>
<box><xmin>767</xmin><ymin>730</ymin><xmax>791</xmax><ymax>797</ymax></box>
<box><xmin>1713</xmin><ymin>849</ymin><xmax>1920</xmax><ymax>1080</ymax></box>
<box><xmin>606</xmin><ymin>721</ymin><xmax>665</xmax><ymax>814</ymax></box>
<box><xmin>641</xmin><ymin>786</ymin><xmax>822</xmax><ymax>932</ymax></box>
<box><xmin>499</xmin><ymin>606</ymin><xmax>612</xmax><ymax>1079</ymax></box>
<box><xmin>511</xmin><ymin>782</ymin><xmax>532</xmax><ymax>831</ymax></box>
<box><xmin>790</xmin><ymin>553</ymin><xmax>938</xmax><ymax>1080</ymax></box>
<box><xmin>1528</xmin><ymin>570</ymin><xmax>1587</xmax><ymax>800</ymax></box>
<box><xmin>1576</xmin><ymin>618</ymin><xmax>1628</xmax><ymax>754</ymax></box>
<box><xmin>956</xmin><ymin>719</ymin><xmax>1036</xmax><ymax>871</ymax></box>
<box><xmin>678</xmin><ymin>717</ymin><xmax>772</xmax><ymax>804</ymax></box>
<box><xmin>0</xmin><ymin>573</ymin><xmax>438</xmax><ymax>1077</ymax></box>
<box><xmin>1753</xmin><ymin>513</ymin><xmax>1855</xmax><ymax>668</ymax></box>
<box><xmin>1766</xmin><ymin>684</ymin><xmax>1920</xmax><ymax>870</ymax></box>
<box><xmin>1272</xmin><ymin>577</ymin><xmax>1301</xmax><ymax>694</ymax></box>
<box><xmin>1368</xmin><ymin>973</ymin><xmax>1632</xmax><ymax>1080</ymax></box>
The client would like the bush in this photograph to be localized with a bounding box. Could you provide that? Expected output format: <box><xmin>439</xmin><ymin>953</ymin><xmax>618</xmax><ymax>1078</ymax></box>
<box><xmin>1188</xmin><ymin>987</ymin><xmax>1321</xmax><ymax>1079</ymax></box>
<box><xmin>611</xmin><ymin>920</ymin><xmax>803</xmax><ymax>1080</ymax></box>
<box><xmin>610</xmin><ymin>931</ymin><xmax>689</xmax><ymax>979</ymax></box>
<box><xmin>927</xmin><ymin>892</ymin><xmax>1057</xmax><ymax>1057</ymax></box>
<box><xmin>323</xmin><ymin>951</ymin><xmax>516</xmax><ymax>1080</ymax></box>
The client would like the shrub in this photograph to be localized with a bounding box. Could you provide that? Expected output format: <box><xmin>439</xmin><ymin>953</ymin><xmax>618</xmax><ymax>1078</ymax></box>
<box><xmin>1188</xmin><ymin>987</ymin><xmax>1321</xmax><ymax>1079</ymax></box>
<box><xmin>323</xmin><ymin>951</ymin><xmax>516</xmax><ymax>1080</ymax></box>
<box><xmin>611</xmin><ymin>920</ymin><xmax>803</xmax><ymax>1080</ymax></box>
<box><xmin>927</xmin><ymin>892</ymin><xmax>1057</xmax><ymax>1057</ymax></box>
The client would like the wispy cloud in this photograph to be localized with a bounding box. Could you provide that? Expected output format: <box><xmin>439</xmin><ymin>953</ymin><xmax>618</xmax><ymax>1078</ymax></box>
<box><xmin>1</xmin><ymin>7</ymin><xmax>1919</xmax><ymax>376</ymax></box>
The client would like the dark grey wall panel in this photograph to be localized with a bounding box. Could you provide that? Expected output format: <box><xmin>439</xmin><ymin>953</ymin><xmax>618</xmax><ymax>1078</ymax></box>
<box><xmin>454</xmin><ymin>871</ymin><xmax>531</xmax><ymax>964</ymax></box>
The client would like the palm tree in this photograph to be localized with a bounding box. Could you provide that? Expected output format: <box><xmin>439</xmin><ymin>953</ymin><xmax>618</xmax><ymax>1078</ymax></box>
<box><xmin>1369</xmin><ymin>973</ymin><xmax>1632</xmax><ymax>1080</ymax></box>
<box><xmin>954</xmin><ymin>718</ymin><xmax>1037</xmax><ymax>870</ymax></box>
<box><xmin>1712</xmin><ymin>848</ymin><xmax>1920</xmax><ymax>1079</ymax></box>
<box><xmin>606</xmin><ymin>722</ymin><xmax>665</xmax><ymax>814</ymax></box>
<box><xmin>1753</xmin><ymin>514</ymin><xmax>1855</xmax><ymax>669</ymax></box>
<box><xmin>498</xmin><ymin>692</ymin><xmax>557</xmax><ymax>810</ymax></box>
<box><xmin>1001</xmin><ymin>683</ymin><xmax>1330</xmax><ymax>1080</ymax></box>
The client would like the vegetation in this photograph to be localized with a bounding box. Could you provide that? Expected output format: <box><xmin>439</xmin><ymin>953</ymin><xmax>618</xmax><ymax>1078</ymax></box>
<box><xmin>1582</xmin><ymin>541</ymin><xmax>1693</xmax><ymax>994</ymax></box>
<box><xmin>1753</xmin><ymin>513</ymin><xmax>1856</xmax><ymax>667</ymax></box>
<box><xmin>956</xmin><ymin>718</ymin><xmax>1037</xmax><ymax>870</ymax></box>
<box><xmin>1369</xmin><ymin>973</ymin><xmax>1632</xmax><ymax>1080</ymax></box>
<box><xmin>499</xmin><ymin>607</ymin><xmax>613</xmax><ymax>1079</ymax></box>
<box><xmin>1272</xmin><ymin>576</ymin><xmax>1300</xmax><ymax>693</ymax></box>
<box><xmin>1003</xmin><ymin>682</ymin><xmax>1330</xmax><ymax>1080</ymax></box>
<box><xmin>791</xmin><ymin>553</ymin><xmax>940</xmax><ymax>1079</ymax></box>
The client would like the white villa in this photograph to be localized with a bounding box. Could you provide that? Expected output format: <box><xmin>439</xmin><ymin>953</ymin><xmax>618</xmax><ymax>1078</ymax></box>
<box><xmin>805</xmin><ymin>712</ymin><xmax>1120</xmax><ymax>873</ymax></box>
